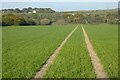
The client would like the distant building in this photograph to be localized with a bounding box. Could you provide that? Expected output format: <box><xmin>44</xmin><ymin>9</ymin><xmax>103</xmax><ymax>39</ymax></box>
<box><xmin>33</xmin><ymin>10</ymin><xmax>36</xmax><ymax>13</ymax></box>
<box><xmin>28</xmin><ymin>12</ymin><xmax>31</xmax><ymax>13</ymax></box>
<box><xmin>67</xmin><ymin>13</ymin><xmax>75</xmax><ymax>16</ymax></box>
<box><xmin>72</xmin><ymin>13</ymin><xmax>74</xmax><ymax>16</ymax></box>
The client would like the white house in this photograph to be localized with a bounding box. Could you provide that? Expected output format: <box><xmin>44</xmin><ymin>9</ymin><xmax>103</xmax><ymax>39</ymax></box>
<box><xmin>33</xmin><ymin>10</ymin><xmax>37</xmax><ymax>13</ymax></box>
<box><xmin>28</xmin><ymin>12</ymin><xmax>31</xmax><ymax>13</ymax></box>
<box><xmin>72</xmin><ymin>13</ymin><xmax>74</xmax><ymax>16</ymax></box>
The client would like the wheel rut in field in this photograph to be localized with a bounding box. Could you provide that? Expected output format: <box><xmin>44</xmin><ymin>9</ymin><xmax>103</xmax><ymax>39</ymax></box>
<box><xmin>33</xmin><ymin>26</ymin><xmax>78</xmax><ymax>79</ymax></box>
<box><xmin>81</xmin><ymin>25</ymin><xmax>108</xmax><ymax>78</ymax></box>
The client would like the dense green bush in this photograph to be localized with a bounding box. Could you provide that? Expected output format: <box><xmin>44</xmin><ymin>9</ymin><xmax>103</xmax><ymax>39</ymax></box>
<box><xmin>25</xmin><ymin>19</ymin><xmax>36</xmax><ymax>25</ymax></box>
<box><xmin>1</xmin><ymin>8</ymin><xmax>118</xmax><ymax>26</ymax></box>
<box><xmin>2</xmin><ymin>14</ymin><xmax>14</xmax><ymax>26</ymax></box>
<box><xmin>54</xmin><ymin>19</ymin><xmax>67</xmax><ymax>25</ymax></box>
<box><xmin>108</xmin><ymin>19</ymin><xmax>118</xmax><ymax>24</ymax></box>
<box><xmin>40</xmin><ymin>18</ymin><xmax>51</xmax><ymax>25</ymax></box>
<box><xmin>0</xmin><ymin>21</ymin><xmax>2</xmax><ymax>26</ymax></box>
<box><xmin>2</xmin><ymin>14</ymin><xmax>28</xmax><ymax>26</ymax></box>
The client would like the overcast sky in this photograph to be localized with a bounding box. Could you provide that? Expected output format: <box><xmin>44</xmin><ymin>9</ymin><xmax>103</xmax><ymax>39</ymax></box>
<box><xmin>2</xmin><ymin>2</ymin><xmax>118</xmax><ymax>11</ymax></box>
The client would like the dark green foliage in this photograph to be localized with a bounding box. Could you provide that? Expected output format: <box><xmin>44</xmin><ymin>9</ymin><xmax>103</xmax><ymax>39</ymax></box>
<box><xmin>0</xmin><ymin>22</ymin><xmax>2</xmax><ymax>26</ymax></box>
<box><xmin>25</xmin><ymin>19</ymin><xmax>36</xmax><ymax>25</ymax></box>
<box><xmin>2</xmin><ymin>14</ymin><xmax>14</xmax><ymax>26</ymax></box>
<box><xmin>2</xmin><ymin>7</ymin><xmax>55</xmax><ymax>13</ymax></box>
<box><xmin>2</xmin><ymin>14</ymin><xmax>28</xmax><ymax>26</ymax></box>
<box><xmin>108</xmin><ymin>19</ymin><xmax>118</xmax><ymax>24</ymax></box>
<box><xmin>35</xmin><ymin>8</ymin><xmax>55</xmax><ymax>13</ymax></box>
<box><xmin>62</xmin><ymin>13</ymin><xmax>86</xmax><ymax>24</ymax></box>
<box><xmin>14</xmin><ymin>8</ymin><xmax>21</xmax><ymax>13</ymax></box>
<box><xmin>54</xmin><ymin>19</ymin><xmax>67</xmax><ymax>25</ymax></box>
<box><xmin>22</xmin><ymin>8</ymin><xmax>30</xmax><ymax>13</ymax></box>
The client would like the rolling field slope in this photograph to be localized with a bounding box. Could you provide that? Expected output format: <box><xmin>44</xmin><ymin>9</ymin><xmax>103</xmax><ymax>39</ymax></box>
<box><xmin>2</xmin><ymin>25</ymin><xmax>75</xmax><ymax>78</ymax></box>
<box><xmin>44</xmin><ymin>27</ymin><xmax>95</xmax><ymax>78</ymax></box>
<box><xmin>2</xmin><ymin>24</ymin><xmax>118</xmax><ymax>78</ymax></box>
<box><xmin>83</xmin><ymin>24</ymin><xmax>118</xmax><ymax>78</ymax></box>
<box><xmin>0</xmin><ymin>27</ymin><xmax>2</xmax><ymax>78</ymax></box>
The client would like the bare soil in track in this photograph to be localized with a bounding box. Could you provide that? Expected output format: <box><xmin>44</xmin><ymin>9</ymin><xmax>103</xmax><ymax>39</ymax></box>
<box><xmin>81</xmin><ymin>25</ymin><xmax>108</xmax><ymax>78</ymax></box>
<box><xmin>33</xmin><ymin>26</ymin><xmax>78</xmax><ymax>79</ymax></box>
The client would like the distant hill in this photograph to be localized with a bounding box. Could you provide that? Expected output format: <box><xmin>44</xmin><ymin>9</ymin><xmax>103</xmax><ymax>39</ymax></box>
<box><xmin>1</xmin><ymin>8</ymin><xmax>118</xmax><ymax>26</ymax></box>
<box><xmin>61</xmin><ymin>8</ymin><xmax>118</xmax><ymax>14</ymax></box>
<box><xmin>1</xmin><ymin>7</ymin><xmax>118</xmax><ymax>15</ymax></box>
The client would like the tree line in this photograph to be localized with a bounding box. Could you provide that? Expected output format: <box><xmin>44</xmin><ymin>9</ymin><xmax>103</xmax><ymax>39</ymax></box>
<box><xmin>1</xmin><ymin>8</ymin><xmax>119</xmax><ymax>26</ymax></box>
<box><xmin>2</xmin><ymin>7</ymin><xmax>55</xmax><ymax>13</ymax></box>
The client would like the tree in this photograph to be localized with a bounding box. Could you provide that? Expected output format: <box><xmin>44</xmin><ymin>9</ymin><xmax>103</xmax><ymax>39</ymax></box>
<box><xmin>25</xmin><ymin>19</ymin><xmax>36</xmax><ymax>25</ymax></box>
<box><xmin>54</xmin><ymin>19</ymin><xmax>67</xmax><ymax>25</ymax></box>
<box><xmin>84</xmin><ymin>14</ymin><xmax>96</xmax><ymax>23</ymax></box>
<box><xmin>22</xmin><ymin>8</ymin><xmax>30</xmax><ymax>13</ymax></box>
<box><xmin>94</xmin><ymin>14</ymin><xmax>104</xmax><ymax>23</ymax></box>
<box><xmin>15</xmin><ymin>8</ymin><xmax>21</xmax><ymax>13</ymax></box>
<box><xmin>108</xmin><ymin>18</ymin><xmax>118</xmax><ymax>24</ymax></box>
<box><xmin>2</xmin><ymin>14</ymin><xmax>27</xmax><ymax>26</ymax></box>
<box><xmin>2</xmin><ymin>14</ymin><xmax>14</xmax><ymax>26</ymax></box>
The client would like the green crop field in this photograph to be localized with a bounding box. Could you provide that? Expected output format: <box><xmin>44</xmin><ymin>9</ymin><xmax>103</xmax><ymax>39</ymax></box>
<box><xmin>83</xmin><ymin>24</ymin><xmax>118</xmax><ymax>78</ymax></box>
<box><xmin>2</xmin><ymin>25</ymin><xmax>75</xmax><ymax>78</ymax></box>
<box><xmin>0</xmin><ymin>27</ymin><xmax>2</xmax><ymax>78</ymax></box>
<box><xmin>2</xmin><ymin>24</ymin><xmax>118</xmax><ymax>78</ymax></box>
<box><xmin>44</xmin><ymin>27</ymin><xmax>95</xmax><ymax>78</ymax></box>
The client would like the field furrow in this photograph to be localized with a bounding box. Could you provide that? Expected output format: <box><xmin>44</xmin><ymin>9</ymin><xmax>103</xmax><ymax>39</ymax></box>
<box><xmin>81</xmin><ymin>25</ymin><xmax>108</xmax><ymax>78</ymax></box>
<box><xmin>83</xmin><ymin>24</ymin><xmax>118</xmax><ymax>78</ymax></box>
<box><xmin>2</xmin><ymin>25</ymin><xmax>75</xmax><ymax>78</ymax></box>
<box><xmin>34</xmin><ymin>26</ymin><xmax>78</xmax><ymax>78</ymax></box>
<box><xmin>44</xmin><ymin>26</ymin><xmax>95</xmax><ymax>78</ymax></box>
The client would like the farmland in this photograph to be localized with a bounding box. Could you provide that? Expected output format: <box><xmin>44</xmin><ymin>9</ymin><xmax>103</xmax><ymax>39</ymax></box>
<box><xmin>1</xmin><ymin>2</ymin><xmax>119</xmax><ymax>79</ymax></box>
<box><xmin>44</xmin><ymin>27</ymin><xmax>95</xmax><ymax>78</ymax></box>
<box><xmin>0</xmin><ymin>27</ymin><xmax>2</xmax><ymax>78</ymax></box>
<box><xmin>84</xmin><ymin>24</ymin><xmax>118</xmax><ymax>78</ymax></box>
<box><xmin>2</xmin><ymin>25</ymin><xmax>75</xmax><ymax>78</ymax></box>
<box><xmin>2</xmin><ymin>24</ymin><xmax>118</xmax><ymax>78</ymax></box>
